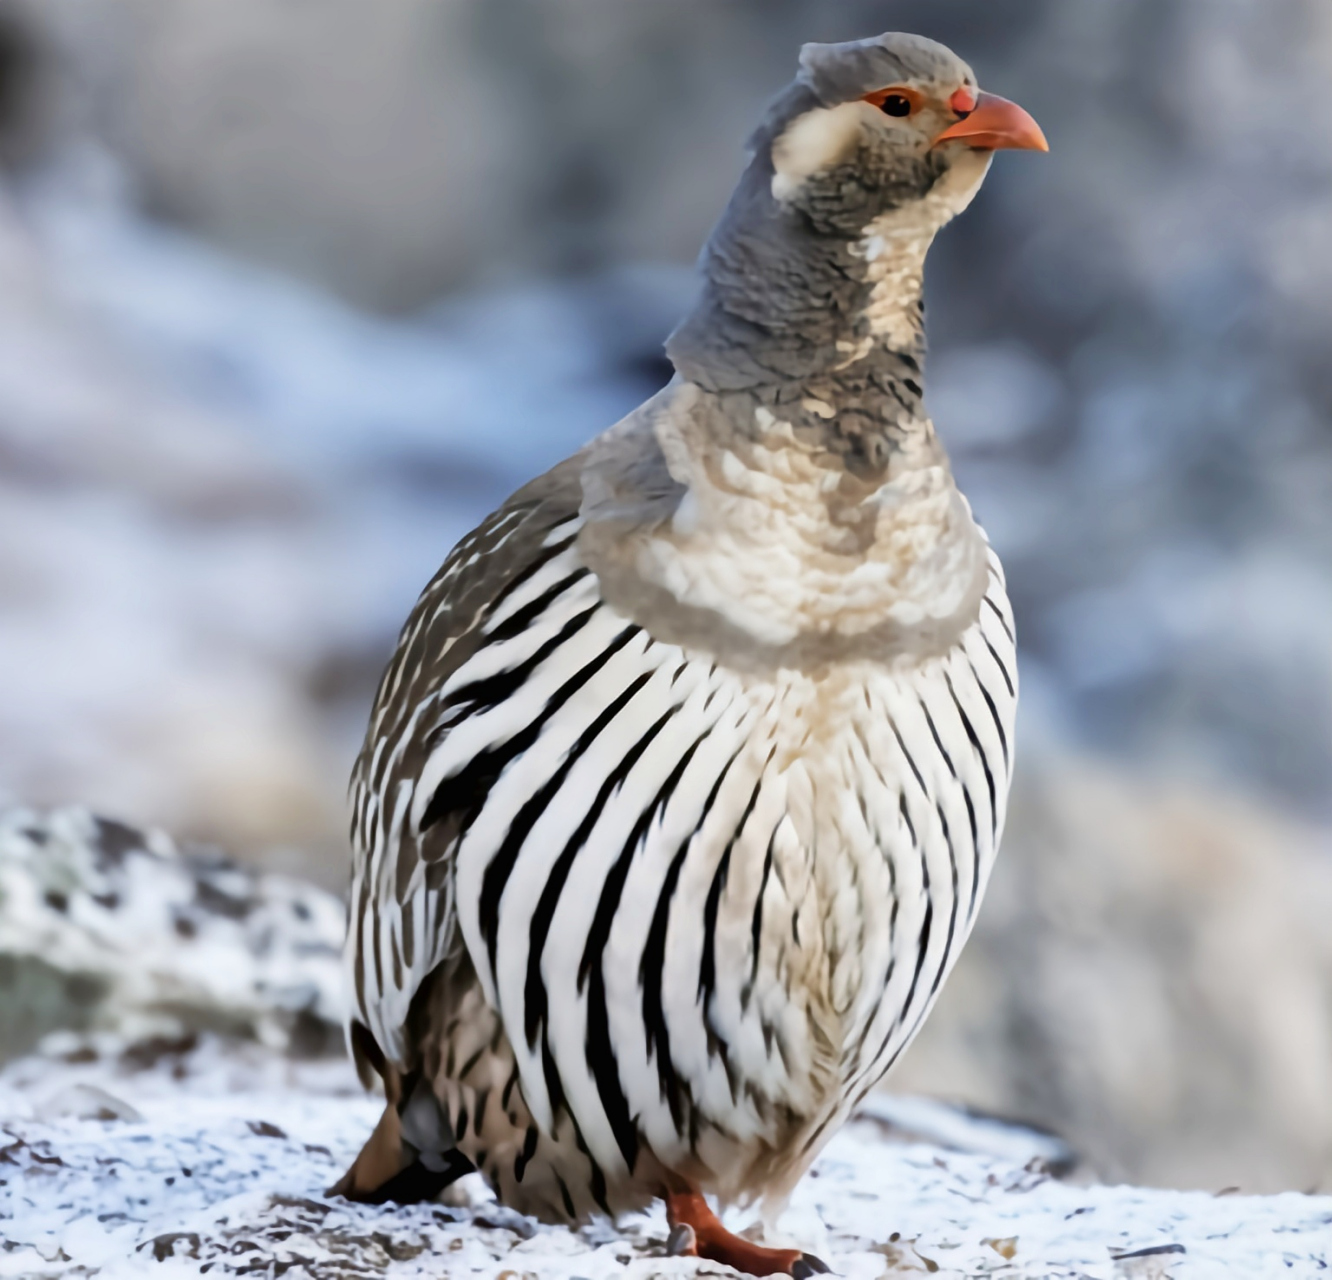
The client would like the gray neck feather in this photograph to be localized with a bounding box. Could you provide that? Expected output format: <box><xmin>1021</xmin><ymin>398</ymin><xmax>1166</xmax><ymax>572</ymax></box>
<box><xmin>666</xmin><ymin>85</ymin><xmax>941</xmax><ymax>477</ymax></box>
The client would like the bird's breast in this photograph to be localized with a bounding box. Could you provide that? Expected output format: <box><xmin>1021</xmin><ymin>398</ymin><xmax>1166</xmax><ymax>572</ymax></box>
<box><xmin>402</xmin><ymin>522</ymin><xmax>1015</xmax><ymax>1197</ymax></box>
<box><xmin>581</xmin><ymin>410</ymin><xmax>990</xmax><ymax>669</ymax></box>
<box><xmin>741</xmin><ymin>665</ymin><xmax>944</xmax><ymax>1031</ymax></box>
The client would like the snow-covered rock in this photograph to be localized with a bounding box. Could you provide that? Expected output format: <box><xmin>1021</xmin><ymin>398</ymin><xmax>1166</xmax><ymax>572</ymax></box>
<box><xmin>0</xmin><ymin>804</ymin><xmax>345</xmax><ymax>1061</ymax></box>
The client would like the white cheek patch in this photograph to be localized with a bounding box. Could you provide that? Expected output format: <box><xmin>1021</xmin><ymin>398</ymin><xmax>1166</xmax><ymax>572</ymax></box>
<box><xmin>771</xmin><ymin>102</ymin><xmax>868</xmax><ymax>201</ymax></box>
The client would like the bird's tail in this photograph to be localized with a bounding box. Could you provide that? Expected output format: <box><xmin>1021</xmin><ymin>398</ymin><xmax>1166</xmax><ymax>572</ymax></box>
<box><xmin>327</xmin><ymin>1020</ymin><xmax>475</xmax><ymax>1204</ymax></box>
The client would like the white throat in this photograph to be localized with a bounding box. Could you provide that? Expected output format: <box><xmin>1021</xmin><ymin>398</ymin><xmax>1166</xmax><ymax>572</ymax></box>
<box><xmin>855</xmin><ymin>151</ymin><xmax>992</xmax><ymax>352</ymax></box>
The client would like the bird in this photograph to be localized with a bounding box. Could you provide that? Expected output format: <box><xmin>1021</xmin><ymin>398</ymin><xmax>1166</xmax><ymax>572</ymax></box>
<box><xmin>331</xmin><ymin>30</ymin><xmax>1043</xmax><ymax>1278</ymax></box>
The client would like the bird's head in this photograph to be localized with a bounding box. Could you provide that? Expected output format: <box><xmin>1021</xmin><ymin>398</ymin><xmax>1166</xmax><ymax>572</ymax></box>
<box><xmin>668</xmin><ymin>32</ymin><xmax>1046</xmax><ymax>392</ymax></box>
<box><xmin>762</xmin><ymin>31</ymin><xmax>1047</xmax><ymax>234</ymax></box>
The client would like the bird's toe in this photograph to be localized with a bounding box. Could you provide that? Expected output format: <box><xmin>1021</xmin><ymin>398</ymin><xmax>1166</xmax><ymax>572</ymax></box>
<box><xmin>666</xmin><ymin>1223</ymin><xmax>699</xmax><ymax>1257</ymax></box>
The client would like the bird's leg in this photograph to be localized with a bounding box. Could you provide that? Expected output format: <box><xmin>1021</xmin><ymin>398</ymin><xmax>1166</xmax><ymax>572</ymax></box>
<box><xmin>663</xmin><ymin>1190</ymin><xmax>830</xmax><ymax>1278</ymax></box>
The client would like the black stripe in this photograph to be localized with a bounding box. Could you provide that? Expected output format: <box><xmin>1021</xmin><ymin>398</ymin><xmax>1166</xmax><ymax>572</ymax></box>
<box><xmin>970</xmin><ymin>655</ymin><xmax>1011</xmax><ymax>769</ymax></box>
<box><xmin>579</xmin><ymin>730</ymin><xmax>710</xmax><ymax>1171</ymax></box>
<box><xmin>476</xmin><ymin>627</ymin><xmax>644</xmax><ymax>974</ymax></box>
<box><xmin>353</xmin><ymin>876</ymin><xmax>371</xmax><ymax>1015</ymax></box>
<box><xmin>884</xmin><ymin>825</ymin><xmax>905</xmax><ymax>985</ymax></box>
<box><xmin>640</xmin><ymin>843</ymin><xmax>692</xmax><ymax>1131</ymax></box>
<box><xmin>741</xmin><ymin>826</ymin><xmax>778</xmax><ymax>1011</ymax></box>
<box><xmin>349</xmin><ymin>1019</ymin><xmax>386</xmax><ymax>1083</ymax></box>
<box><xmin>960</xmin><ymin>784</ymin><xmax>981</xmax><ymax>918</ymax></box>
<box><xmin>369</xmin><ymin>717</ymin><xmax>401</xmax><ymax>795</ymax></box>
<box><xmin>554</xmin><ymin>1172</ymin><xmax>576</xmax><ymax>1219</ymax></box>
<box><xmin>523</xmin><ymin>696</ymin><xmax>679</xmax><ymax>1051</ymax></box>
<box><xmin>980</xmin><ymin>634</ymin><xmax>1015</xmax><ymax>700</ymax></box>
<box><xmin>536</xmin><ymin>1036</ymin><xmax>608</xmax><ymax>1221</ymax></box>
<box><xmin>483</xmin><ymin>566</ymin><xmax>590</xmax><ymax>647</ymax></box>
<box><xmin>418</xmin><ymin>609</ymin><xmax>616</xmax><ymax>836</ymax></box>
<box><xmin>921</xmin><ymin>700</ymin><xmax>957</xmax><ymax>780</ymax></box>
<box><xmin>897</xmin><ymin>895</ymin><xmax>933</xmax><ymax>1049</ymax></box>
<box><xmin>865</xmin><ymin>817</ymin><xmax>936</xmax><ymax>1080</ymax></box>
<box><xmin>846</xmin><ymin>785</ymin><xmax>943</xmax><ymax>1101</ymax></box>
<box><xmin>581</xmin><ymin>1140</ymin><xmax>612</xmax><ymax>1218</ymax></box>
<box><xmin>853</xmin><ymin>813</ymin><xmax>902</xmax><ymax>1068</ymax></box>
<box><xmin>885</xmin><ymin>378</ymin><xmax>917</xmax><ymax>416</ymax></box>
<box><xmin>983</xmin><ymin>594</ymin><xmax>1015</xmax><ymax>644</ymax></box>
<box><xmin>945</xmin><ymin>671</ymin><xmax>998</xmax><ymax>833</ymax></box>
<box><xmin>844</xmin><ymin>789</ymin><xmax>913</xmax><ymax>1086</ymax></box>
<box><xmin>540</xmin><ymin>1033</ymin><xmax>567</xmax><ymax>1122</ymax></box>
<box><xmin>513</xmin><ymin>1124</ymin><xmax>539</xmax><ymax>1183</ymax></box>
<box><xmin>395</xmin><ymin>792</ymin><xmax>424</xmax><ymax>900</ymax></box>
<box><xmin>399</xmin><ymin>896</ymin><xmax>415</xmax><ymax>969</ymax></box>
<box><xmin>640</xmin><ymin>748</ymin><xmax>741</xmax><ymax>1129</ymax></box>
<box><xmin>370</xmin><ymin>883</ymin><xmax>385</xmax><ymax>997</ymax></box>
<box><xmin>373</xmin><ymin>527</ymin><xmax>574</xmax><ymax>760</ymax></box>
<box><xmin>478</xmin><ymin>529</ymin><xmax>578</xmax><ymax>623</ymax></box>
<box><xmin>697</xmin><ymin>773</ymin><xmax>765</xmax><ymax>1007</ymax></box>
<box><xmin>432</xmin><ymin>593</ymin><xmax>597</xmax><ymax>739</ymax></box>
<box><xmin>924</xmin><ymin>694</ymin><xmax>978</xmax><ymax>919</ymax></box>
<box><xmin>578</xmin><ymin>731</ymin><xmax>708</xmax><ymax>991</ymax></box>
<box><xmin>897</xmin><ymin>791</ymin><xmax>916</xmax><ymax>846</ymax></box>
<box><xmin>456</xmin><ymin>1042</ymin><xmax>487</xmax><ymax>1082</ymax></box>
<box><xmin>698</xmin><ymin>796</ymin><xmax>746</xmax><ymax>1103</ymax></box>
<box><xmin>927</xmin><ymin>800</ymin><xmax>960</xmax><ymax>1004</ymax></box>
<box><xmin>566</xmin><ymin>1110</ymin><xmax>613</xmax><ymax>1218</ymax></box>
<box><xmin>878</xmin><ymin>808</ymin><xmax>973</xmax><ymax>1090</ymax></box>
<box><xmin>890</xmin><ymin>721</ymin><xmax>928</xmax><ymax>795</ymax></box>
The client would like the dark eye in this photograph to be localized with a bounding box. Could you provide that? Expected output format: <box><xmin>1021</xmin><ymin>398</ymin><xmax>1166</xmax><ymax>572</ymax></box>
<box><xmin>880</xmin><ymin>94</ymin><xmax>913</xmax><ymax>118</ymax></box>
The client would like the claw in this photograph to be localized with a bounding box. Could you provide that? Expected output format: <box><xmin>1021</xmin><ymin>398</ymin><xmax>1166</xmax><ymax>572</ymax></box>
<box><xmin>792</xmin><ymin>1255</ymin><xmax>832</xmax><ymax>1278</ymax></box>
<box><xmin>665</xmin><ymin>1188</ymin><xmax>828</xmax><ymax>1276</ymax></box>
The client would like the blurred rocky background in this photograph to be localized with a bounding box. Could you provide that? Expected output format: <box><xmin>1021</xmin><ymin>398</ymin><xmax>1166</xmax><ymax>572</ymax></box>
<box><xmin>0</xmin><ymin>0</ymin><xmax>1329</xmax><ymax>1197</ymax></box>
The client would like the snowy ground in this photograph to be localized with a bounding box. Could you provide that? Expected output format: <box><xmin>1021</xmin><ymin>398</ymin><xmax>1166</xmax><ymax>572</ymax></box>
<box><xmin>2</xmin><ymin>806</ymin><xmax>1331</xmax><ymax>1278</ymax></box>
<box><xmin>1</xmin><ymin>1036</ymin><xmax>1329</xmax><ymax>1280</ymax></box>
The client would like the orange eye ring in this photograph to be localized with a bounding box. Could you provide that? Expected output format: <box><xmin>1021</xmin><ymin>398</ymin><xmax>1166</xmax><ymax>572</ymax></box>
<box><xmin>861</xmin><ymin>85</ymin><xmax>925</xmax><ymax>118</ymax></box>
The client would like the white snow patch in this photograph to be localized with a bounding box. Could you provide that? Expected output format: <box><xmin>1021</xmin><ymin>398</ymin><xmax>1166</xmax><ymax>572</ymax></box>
<box><xmin>0</xmin><ymin>1037</ymin><xmax>1328</xmax><ymax>1279</ymax></box>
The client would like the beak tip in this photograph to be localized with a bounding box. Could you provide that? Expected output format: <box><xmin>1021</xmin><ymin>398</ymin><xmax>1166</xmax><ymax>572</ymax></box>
<box><xmin>932</xmin><ymin>91</ymin><xmax>1049</xmax><ymax>154</ymax></box>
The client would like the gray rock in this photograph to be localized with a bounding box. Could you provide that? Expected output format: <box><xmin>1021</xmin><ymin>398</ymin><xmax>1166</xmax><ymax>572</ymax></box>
<box><xmin>36</xmin><ymin>1082</ymin><xmax>142</xmax><ymax>1122</ymax></box>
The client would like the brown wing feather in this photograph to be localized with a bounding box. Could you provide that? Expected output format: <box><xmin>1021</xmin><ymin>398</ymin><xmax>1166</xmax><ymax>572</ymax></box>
<box><xmin>346</xmin><ymin>455</ymin><xmax>587</xmax><ymax>1074</ymax></box>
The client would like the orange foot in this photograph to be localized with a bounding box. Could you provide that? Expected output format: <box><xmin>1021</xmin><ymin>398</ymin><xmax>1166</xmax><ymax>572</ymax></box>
<box><xmin>664</xmin><ymin>1190</ymin><xmax>831</xmax><ymax>1278</ymax></box>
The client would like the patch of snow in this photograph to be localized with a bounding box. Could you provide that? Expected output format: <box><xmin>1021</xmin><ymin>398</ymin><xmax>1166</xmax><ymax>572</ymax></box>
<box><xmin>0</xmin><ymin>1038</ymin><xmax>1329</xmax><ymax>1279</ymax></box>
<box><xmin>856</xmin><ymin>1093</ymin><xmax>1077</xmax><ymax>1176</ymax></box>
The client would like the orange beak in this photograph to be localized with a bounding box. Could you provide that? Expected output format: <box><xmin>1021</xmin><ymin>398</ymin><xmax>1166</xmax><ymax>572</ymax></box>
<box><xmin>932</xmin><ymin>92</ymin><xmax>1048</xmax><ymax>153</ymax></box>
